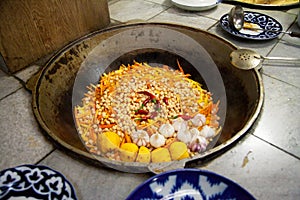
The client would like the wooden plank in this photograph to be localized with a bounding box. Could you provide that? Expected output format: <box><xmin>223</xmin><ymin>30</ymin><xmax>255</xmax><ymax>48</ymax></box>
<box><xmin>0</xmin><ymin>0</ymin><xmax>110</xmax><ymax>73</ymax></box>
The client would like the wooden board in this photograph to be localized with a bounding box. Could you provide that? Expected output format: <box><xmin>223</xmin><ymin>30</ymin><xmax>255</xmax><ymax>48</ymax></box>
<box><xmin>0</xmin><ymin>0</ymin><xmax>110</xmax><ymax>73</ymax></box>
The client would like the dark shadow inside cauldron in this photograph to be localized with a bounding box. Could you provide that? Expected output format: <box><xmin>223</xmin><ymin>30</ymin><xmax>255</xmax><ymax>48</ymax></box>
<box><xmin>217</xmin><ymin>67</ymin><xmax>251</xmax><ymax>145</ymax></box>
<box><xmin>104</xmin><ymin>48</ymin><xmax>207</xmax><ymax>89</ymax></box>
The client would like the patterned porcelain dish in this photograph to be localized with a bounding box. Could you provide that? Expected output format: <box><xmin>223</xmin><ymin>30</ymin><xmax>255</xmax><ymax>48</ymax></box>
<box><xmin>0</xmin><ymin>164</ymin><xmax>77</xmax><ymax>200</ymax></box>
<box><xmin>222</xmin><ymin>0</ymin><xmax>299</xmax><ymax>8</ymax></box>
<box><xmin>220</xmin><ymin>11</ymin><xmax>283</xmax><ymax>40</ymax></box>
<box><xmin>126</xmin><ymin>169</ymin><xmax>256</xmax><ymax>200</ymax></box>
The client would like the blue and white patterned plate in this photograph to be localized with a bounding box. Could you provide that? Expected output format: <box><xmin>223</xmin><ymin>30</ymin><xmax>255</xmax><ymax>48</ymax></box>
<box><xmin>126</xmin><ymin>169</ymin><xmax>256</xmax><ymax>200</ymax></box>
<box><xmin>220</xmin><ymin>11</ymin><xmax>283</xmax><ymax>40</ymax></box>
<box><xmin>0</xmin><ymin>164</ymin><xmax>77</xmax><ymax>200</ymax></box>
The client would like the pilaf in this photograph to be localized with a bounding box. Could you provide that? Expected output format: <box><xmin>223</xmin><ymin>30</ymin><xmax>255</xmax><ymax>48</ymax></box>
<box><xmin>74</xmin><ymin>61</ymin><xmax>221</xmax><ymax>163</ymax></box>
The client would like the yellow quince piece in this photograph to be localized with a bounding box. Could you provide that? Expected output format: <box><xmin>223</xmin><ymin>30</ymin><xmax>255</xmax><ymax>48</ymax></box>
<box><xmin>136</xmin><ymin>146</ymin><xmax>151</xmax><ymax>163</ymax></box>
<box><xmin>169</xmin><ymin>141</ymin><xmax>190</xmax><ymax>160</ymax></box>
<box><xmin>98</xmin><ymin>131</ymin><xmax>121</xmax><ymax>153</ymax></box>
<box><xmin>151</xmin><ymin>147</ymin><xmax>171</xmax><ymax>163</ymax></box>
<box><xmin>120</xmin><ymin>143</ymin><xmax>139</xmax><ymax>162</ymax></box>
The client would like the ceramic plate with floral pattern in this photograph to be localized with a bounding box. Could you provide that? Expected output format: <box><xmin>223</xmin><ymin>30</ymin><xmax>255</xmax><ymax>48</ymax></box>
<box><xmin>0</xmin><ymin>164</ymin><xmax>77</xmax><ymax>200</ymax></box>
<box><xmin>220</xmin><ymin>11</ymin><xmax>283</xmax><ymax>40</ymax></box>
<box><xmin>126</xmin><ymin>169</ymin><xmax>255</xmax><ymax>200</ymax></box>
<box><xmin>223</xmin><ymin>0</ymin><xmax>299</xmax><ymax>8</ymax></box>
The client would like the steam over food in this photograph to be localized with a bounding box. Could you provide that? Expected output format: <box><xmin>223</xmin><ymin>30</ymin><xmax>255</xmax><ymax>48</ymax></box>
<box><xmin>74</xmin><ymin>61</ymin><xmax>221</xmax><ymax>163</ymax></box>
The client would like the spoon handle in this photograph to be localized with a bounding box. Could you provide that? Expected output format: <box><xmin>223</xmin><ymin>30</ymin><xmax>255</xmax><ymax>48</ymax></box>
<box><xmin>289</xmin><ymin>31</ymin><xmax>300</xmax><ymax>38</ymax></box>
<box><xmin>243</xmin><ymin>27</ymin><xmax>300</xmax><ymax>38</ymax></box>
<box><xmin>263</xmin><ymin>56</ymin><xmax>300</xmax><ymax>63</ymax></box>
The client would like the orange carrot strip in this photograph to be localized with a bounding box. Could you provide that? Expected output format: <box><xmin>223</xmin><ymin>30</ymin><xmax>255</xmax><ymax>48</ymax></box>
<box><xmin>146</xmin><ymin>82</ymin><xmax>151</xmax><ymax>89</ymax></box>
<box><xmin>200</xmin><ymin>102</ymin><xmax>213</xmax><ymax>115</ymax></box>
<box><xmin>100</xmin><ymin>81</ymin><xmax>104</xmax><ymax>95</ymax></box>
<box><xmin>124</xmin><ymin>133</ymin><xmax>132</xmax><ymax>143</ymax></box>
<box><xmin>177</xmin><ymin>59</ymin><xmax>184</xmax><ymax>74</ymax></box>
<box><xmin>99</xmin><ymin>124</ymin><xmax>115</xmax><ymax>129</ymax></box>
<box><xmin>121</xmin><ymin>137</ymin><xmax>126</xmax><ymax>145</ymax></box>
<box><xmin>96</xmin><ymin>111</ymin><xmax>102</xmax><ymax>120</ymax></box>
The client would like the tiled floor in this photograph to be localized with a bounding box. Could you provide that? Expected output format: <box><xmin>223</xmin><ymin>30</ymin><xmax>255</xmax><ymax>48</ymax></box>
<box><xmin>1</xmin><ymin>0</ymin><xmax>299</xmax><ymax>199</ymax></box>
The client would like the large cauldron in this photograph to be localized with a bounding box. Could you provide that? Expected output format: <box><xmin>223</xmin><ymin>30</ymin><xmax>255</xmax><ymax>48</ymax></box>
<box><xmin>31</xmin><ymin>23</ymin><xmax>263</xmax><ymax>173</ymax></box>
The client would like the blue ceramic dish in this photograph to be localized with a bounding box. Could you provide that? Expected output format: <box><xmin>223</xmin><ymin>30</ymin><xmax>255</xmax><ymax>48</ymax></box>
<box><xmin>126</xmin><ymin>169</ymin><xmax>256</xmax><ymax>200</ymax></box>
<box><xmin>0</xmin><ymin>164</ymin><xmax>77</xmax><ymax>200</ymax></box>
<box><xmin>220</xmin><ymin>11</ymin><xmax>283</xmax><ymax>40</ymax></box>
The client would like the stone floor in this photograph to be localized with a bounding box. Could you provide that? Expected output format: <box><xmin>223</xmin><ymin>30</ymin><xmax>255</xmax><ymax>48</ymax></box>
<box><xmin>0</xmin><ymin>0</ymin><xmax>299</xmax><ymax>199</ymax></box>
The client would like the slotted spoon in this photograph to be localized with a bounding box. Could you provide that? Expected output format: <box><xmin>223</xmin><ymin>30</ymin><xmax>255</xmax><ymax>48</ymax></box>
<box><xmin>230</xmin><ymin>49</ymin><xmax>300</xmax><ymax>70</ymax></box>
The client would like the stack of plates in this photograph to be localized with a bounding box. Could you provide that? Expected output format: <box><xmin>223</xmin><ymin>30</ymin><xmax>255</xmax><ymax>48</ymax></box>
<box><xmin>171</xmin><ymin>0</ymin><xmax>220</xmax><ymax>11</ymax></box>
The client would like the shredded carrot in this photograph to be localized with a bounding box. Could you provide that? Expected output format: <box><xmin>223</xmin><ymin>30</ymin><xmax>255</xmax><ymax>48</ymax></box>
<box><xmin>124</xmin><ymin>133</ymin><xmax>132</xmax><ymax>143</ymax></box>
<box><xmin>146</xmin><ymin>81</ymin><xmax>151</xmax><ymax>89</ymax></box>
<box><xmin>97</xmin><ymin>114</ymin><xmax>102</xmax><ymax>121</ymax></box>
<box><xmin>99</xmin><ymin>124</ymin><xmax>115</xmax><ymax>129</ymax></box>
<box><xmin>177</xmin><ymin>59</ymin><xmax>184</xmax><ymax>74</ymax></box>
<box><xmin>200</xmin><ymin>102</ymin><xmax>213</xmax><ymax>116</ymax></box>
<box><xmin>100</xmin><ymin>80</ymin><xmax>104</xmax><ymax>95</ymax></box>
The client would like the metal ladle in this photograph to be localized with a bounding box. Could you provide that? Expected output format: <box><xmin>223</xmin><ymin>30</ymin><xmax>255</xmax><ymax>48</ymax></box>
<box><xmin>228</xmin><ymin>5</ymin><xmax>244</xmax><ymax>31</ymax></box>
<box><xmin>230</xmin><ymin>49</ymin><xmax>300</xmax><ymax>70</ymax></box>
<box><xmin>228</xmin><ymin>6</ymin><xmax>300</xmax><ymax>38</ymax></box>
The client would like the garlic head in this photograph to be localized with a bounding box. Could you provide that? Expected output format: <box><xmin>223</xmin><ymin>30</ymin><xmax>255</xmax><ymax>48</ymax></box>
<box><xmin>159</xmin><ymin>123</ymin><xmax>175</xmax><ymax>138</ymax></box>
<box><xmin>177</xmin><ymin>129</ymin><xmax>192</xmax><ymax>144</ymax></box>
<box><xmin>199</xmin><ymin>125</ymin><xmax>215</xmax><ymax>138</ymax></box>
<box><xmin>150</xmin><ymin>133</ymin><xmax>166</xmax><ymax>148</ymax></box>
<box><xmin>131</xmin><ymin>130</ymin><xmax>150</xmax><ymax>147</ymax></box>
<box><xmin>190</xmin><ymin>113</ymin><xmax>206</xmax><ymax>127</ymax></box>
